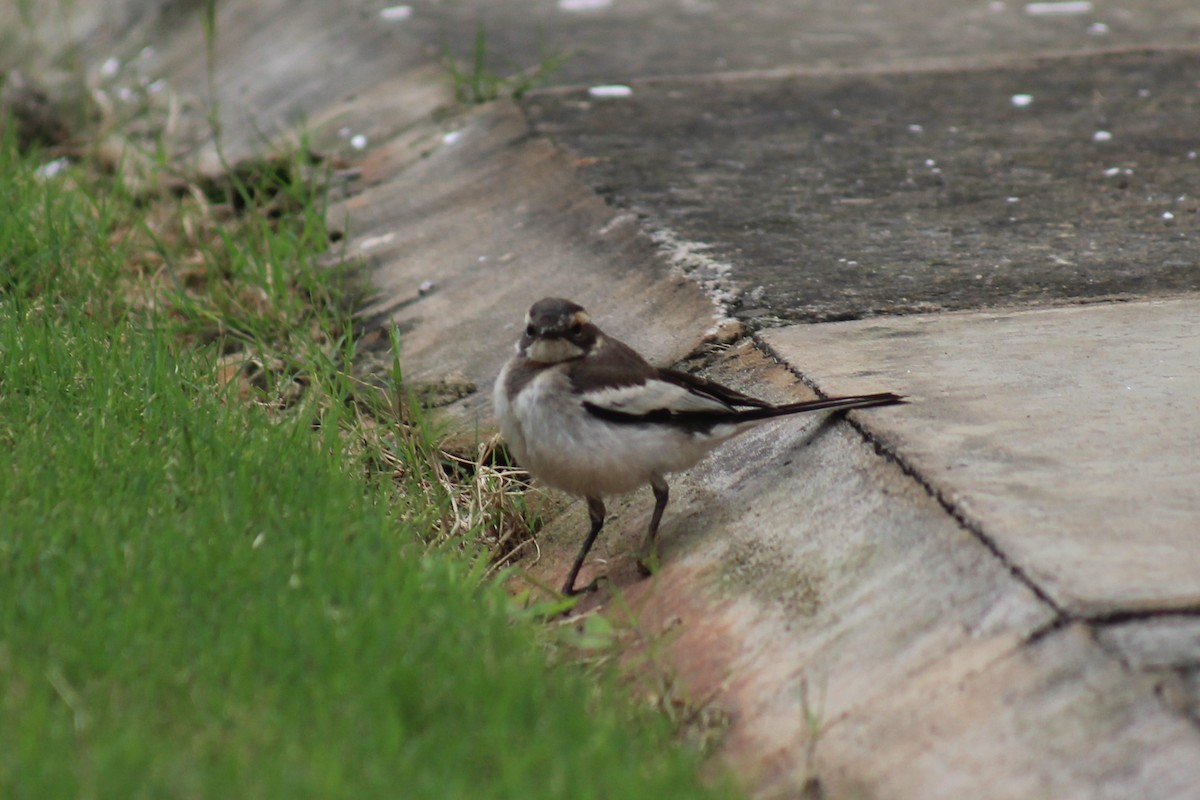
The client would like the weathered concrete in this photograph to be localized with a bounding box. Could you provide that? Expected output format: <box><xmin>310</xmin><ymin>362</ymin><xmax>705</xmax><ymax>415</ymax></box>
<box><xmin>526</xmin><ymin>50</ymin><xmax>1200</xmax><ymax>323</ymax></box>
<box><xmin>819</xmin><ymin>623</ymin><xmax>1200</xmax><ymax>800</ymax></box>
<box><xmin>332</xmin><ymin>99</ymin><xmax>715</xmax><ymax>416</ymax></box>
<box><xmin>761</xmin><ymin>298</ymin><xmax>1200</xmax><ymax>616</ymax></box>
<box><xmin>1099</xmin><ymin>615</ymin><xmax>1200</xmax><ymax>725</ymax></box>
<box><xmin>406</xmin><ymin>0</ymin><xmax>1200</xmax><ymax>85</ymax></box>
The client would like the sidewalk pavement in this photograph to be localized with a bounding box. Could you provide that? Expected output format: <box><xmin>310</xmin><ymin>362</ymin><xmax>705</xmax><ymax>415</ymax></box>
<box><xmin>16</xmin><ymin>0</ymin><xmax>1198</xmax><ymax>796</ymax></box>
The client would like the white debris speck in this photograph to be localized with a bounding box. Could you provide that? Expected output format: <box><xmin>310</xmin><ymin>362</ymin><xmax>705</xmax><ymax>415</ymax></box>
<box><xmin>147</xmin><ymin>79</ymin><xmax>166</xmax><ymax>94</ymax></box>
<box><xmin>588</xmin><ymin>84</ymin><xmax>633</xmax><ymax>98</ymax></box>
<box><xmin>924</xmin><ymin>158</ymin><xmax>936</xmax><ymax>167</ymax></box>
<box><xmin>830</xmin><ymin>108</ymin><xmax>841</xmax><ymax>118</ymax></box>
<box><xmin>1092</xmin><ymin>130</ymin><xmax>1112</xmax><ymax>142</ymax></box>
<box><xmin>478</xmin><ymin>255</ymin><xmax>488</xmax><ymax>262</ymax></box>
<box><xmin>100</xmin><ymin>56</ymin><xmax>120</xmax><ymax>77</ymax></box>
<box><xmin>908</xmin><ymin>124</ymin><xmax>924</xmax><ymax>133</ymax></box>
<box><xmin>419</xmin><ymin>280</ymin><xmax>436</xmax><ymax>295</ymax></box>
<box><xmin>1024</xmin><ymin>1</ymin><xmax>1092</xmax><ymax>15</ymax></box>
<box><xmin>1137</xmin><ymin>88</ymin><xmax>1150</xmax><ymax>98</ymax></box>
<box><xmin>1162</xmin><ymin>211</ymin><xmax>1175</xmax><ymax>220</ymax></box>
<box><xmin>380</xmin><ymin>5</ymin><xmax>412</xmax><ymax>21</ymax></box>
<box><xmin>1103</xmin><ymin>166</ymin><xmax>1121</xmax><ymax>177</ymax></box>
<box><xmin>598</xmin><ymin>213</ymin><xmax>637</xmax><ymax>236</ymax></box>
<box><xmin>1087</xmin><ymin>21</ymin><xmax>1109</xmax><ymax>34</ymax></box>
<box><xmin>1010</xmin><ymin>93</ymin><xmax>1034</xmax><ymax>107</ymax></box>
<box><xmin>117</xmin><ymin>87</ymin><xmax>134</xmax><ymax>102</ymax></box>
<box><xmin>35</xmin><ymin>158</ymin><xmax>70</xmax><ymax>179</ymax></box>
<box><xmin>252</xmin><ymin>533</ymin><xmax>265</xmax><ymax>549</ymax></box>
<box><xmin>442</xmin><ymin>130</ymin><xmax>462</xmax><ymax>145</ymax></box>
<box><xmin>358</xmin><ymin>232</ymin><xmax>396</xmax><ymax>252</ymax></box>
<box><xmin>1007</xmin><ymin>196</ymin><xmax>1020</xmax><ymax>203</ymax></box>
<box><xmin>1189</xmin><ymin>151</ymin><xmax>1198</xmax><ymax>160</ymax></box>
<box><xmin>558</xmin><ymin>0</ymin><xmax>612</xmax><ymax>9</ymax></box>
<box><xmin>350</xmin><ymin>134</ymin><xmax>368</xmax><ymax>150</ymax></box>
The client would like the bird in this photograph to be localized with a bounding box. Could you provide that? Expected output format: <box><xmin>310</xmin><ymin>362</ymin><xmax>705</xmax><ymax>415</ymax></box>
<box><xmin>493</xmin><ymin>297</ymin><xmax>904</xmax><ymax>596</ymax></box>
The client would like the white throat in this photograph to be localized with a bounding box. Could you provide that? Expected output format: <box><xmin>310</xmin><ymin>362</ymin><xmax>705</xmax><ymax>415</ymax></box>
<box><xmin>526</xmin><ymin>338</ymin><xmax>585</xmax><ymax>364</ymax></box>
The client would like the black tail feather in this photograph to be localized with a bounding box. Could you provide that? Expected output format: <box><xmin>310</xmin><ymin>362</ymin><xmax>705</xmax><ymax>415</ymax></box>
<box><xmin>738</xmin><ymin>391</ymin><xmax>906</xmax><ymax>422</ymax></box>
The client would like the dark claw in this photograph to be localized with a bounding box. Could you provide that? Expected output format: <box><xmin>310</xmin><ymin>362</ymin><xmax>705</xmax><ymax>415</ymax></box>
<box><xmin>562</xmin><ymin>576</ymin><xmax>603</xmax><ymax>596</ymax></box>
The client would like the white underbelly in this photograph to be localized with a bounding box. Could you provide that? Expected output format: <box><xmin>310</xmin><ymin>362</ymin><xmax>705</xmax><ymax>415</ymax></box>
<box><xmin>495</xmin><ymin>366</ymin><xmax>732</xmax><ymax>498</ymax></box>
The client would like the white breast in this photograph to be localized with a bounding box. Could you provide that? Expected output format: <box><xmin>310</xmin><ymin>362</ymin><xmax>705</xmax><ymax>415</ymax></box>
<box><xmin>495</xmin><ymin>364</ymin><xmax>740</xmax><ymax>498</ymax></box>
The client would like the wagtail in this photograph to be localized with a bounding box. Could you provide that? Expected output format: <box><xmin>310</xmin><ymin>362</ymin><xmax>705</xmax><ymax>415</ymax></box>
<box><xmin>494</xmin><ymin>297</ymin><xmax>904</xmax><ymax>596</ymax></box>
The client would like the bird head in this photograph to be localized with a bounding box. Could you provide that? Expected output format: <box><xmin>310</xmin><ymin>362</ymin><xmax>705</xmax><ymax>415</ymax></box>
<box><xmin>519</xmin><ymin>297</ymin><xmax>601</xmax><ymax>363</ymax></box>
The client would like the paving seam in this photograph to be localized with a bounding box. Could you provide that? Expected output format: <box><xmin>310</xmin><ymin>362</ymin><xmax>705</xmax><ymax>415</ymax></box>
<box><xmin>1089</xmin><ymin>607</ymin><xmax>1200</xmax><ymax>626</ymax></box>
<box><xmin>523</xmin><ymin>43</ymin><xmax>1200</xmax><ymax>93</ymax></box>
<box><xmin>752</xmin><ymin>327</ymin><xmax>1200</xmax><ymax>737</ymax></box>
<box><xmin>751</xmin><ymin>331</ymin><xmax>1069</xmax><ymax>629</ymax></box>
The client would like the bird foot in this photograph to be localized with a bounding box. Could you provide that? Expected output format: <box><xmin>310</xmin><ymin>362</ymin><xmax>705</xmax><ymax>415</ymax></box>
<box><xmin>562</xmin><ymin>576</ymin><xmax>603</xmax><ymax>597</ymax></box>
<box><xmin>635</xmin><ymin>550</ymin><xmax>659</xmax><ymax>577</ymax></box>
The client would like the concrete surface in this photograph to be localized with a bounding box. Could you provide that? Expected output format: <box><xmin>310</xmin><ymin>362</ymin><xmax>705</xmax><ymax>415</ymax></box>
<box><xmin>761</xmin><ymin>298</ymin><xmax>1200</xmax><ymax>616</ymax></box>
<box><xmin>12</xmin><ymin>0</ymin><xmax>1200</xmax><ymax>797</ymax></box>
<box><xmin>526</xmin><ymin>51</ymin><xmax>1200</xmax><ymax>322</ymax></box>
<box><xmin>330</xmin><ymin>100</ymin><xmax>714</xmax><ymax>415</ymax></box>
<box><xmin>405</xmin><ymin>0</ymin><xmax>1200</xmax><ymax>85</ymax></box>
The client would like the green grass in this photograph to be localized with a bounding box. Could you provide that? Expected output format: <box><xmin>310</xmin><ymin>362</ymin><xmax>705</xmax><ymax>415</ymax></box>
<box><xmin>0</xmin><ymin>126</ymin><xmax>733</xmax><ymax>798</ymax></box>
<box><xmin>443</xmin><ymin>24</ymin><xmax>571</xmax><ymax>104</ymax></box>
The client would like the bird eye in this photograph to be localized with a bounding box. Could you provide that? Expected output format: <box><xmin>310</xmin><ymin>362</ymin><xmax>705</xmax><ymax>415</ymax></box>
<box><xmin>568</xmin><ymin>321</ymin><xmax>583</xmax><ymax>336</ymax></box>
<box><xmin>525</xmin><ymin>324</ymin><xmax>537</xmax><ymax>337</ymax></box>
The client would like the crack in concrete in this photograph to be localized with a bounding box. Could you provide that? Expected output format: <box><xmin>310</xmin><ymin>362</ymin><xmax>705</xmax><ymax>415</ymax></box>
<box><xmin>746</xmin><ymin>333</ymin><xmax>1200</xmax><ymax>739</ymax></box>
<box><xmin>751</xmin><ymin>333</ymin><xmax>1069</xmax><ymax>628</ymax></box>
<box><xmin>1087</xmin><ymin>607</ymin><xmax>1200</xmax><ymax>627</ymax></box>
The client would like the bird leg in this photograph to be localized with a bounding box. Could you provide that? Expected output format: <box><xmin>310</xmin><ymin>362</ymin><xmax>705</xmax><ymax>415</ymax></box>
<box><xmin>562</xmin><ymin>496</ymin><xmax>606</xmax><ymax>596</ymax></box>
<box><xmin>636</xmin><ymin>478</ymin><xmax>670</xmax><ymax>576</ymax></box>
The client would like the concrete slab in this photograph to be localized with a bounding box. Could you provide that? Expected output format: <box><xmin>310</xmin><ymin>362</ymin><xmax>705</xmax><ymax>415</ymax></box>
<box><xmin>817</xmin><ymin>623</ymin><xmax>1200</xmax><ymax>799</ymax></box>
<box><xmin>1099</xmin><ymin>615</ymin><xmax>1200</xmax><ymax>724</ymax></box>
<box><xmin>143</xmin><ymin>0</ymin><xmax>435</xmax><ymax>168</ymax></box>
<box><xmin>761</xmin><ymin>297</ymin><xmax>1200</xmax><ymax>616</ymax></box>
<box><xmin>405</xmin><ymin>0</ymin><xmax>1200</xmax><ymax>84</ymax></box>
<box><xmin>332</xmin><ymin>100</ymin><xmax>715</xmax><ymax>416</ymax></box>
<box><xmin>526</xmin><ymin>49</ymin><xmax>1200</xmax><ymax>323</ymax></box>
